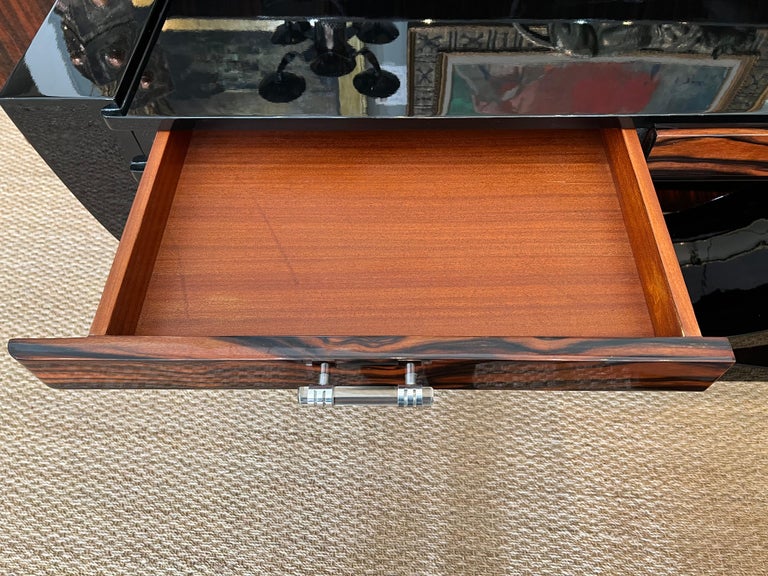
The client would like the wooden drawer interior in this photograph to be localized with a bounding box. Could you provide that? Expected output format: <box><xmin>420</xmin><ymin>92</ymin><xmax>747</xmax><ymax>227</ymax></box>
<box><xmin>9</xmin><ymin>124</ymin><xmax>734</xmax><ymax>391</ymax></box>
<box><xmin>93</xmin><ymin>127</ymin><xmax>697</xmax><ymax>340</ymax></box>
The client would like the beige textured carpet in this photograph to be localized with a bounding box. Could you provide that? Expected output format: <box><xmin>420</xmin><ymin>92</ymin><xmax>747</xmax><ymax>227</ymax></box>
<box><xmin>1</xmin><ymin>108</ymin><xmax>768</xmax><ymax>576</ymax></box>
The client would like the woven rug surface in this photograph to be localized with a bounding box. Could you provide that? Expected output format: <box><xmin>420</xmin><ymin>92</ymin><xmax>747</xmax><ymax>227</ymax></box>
<box><xmin>1</xmin><ymin>109</ymin><xmax>767</xmax><ymax>575</ymax></box>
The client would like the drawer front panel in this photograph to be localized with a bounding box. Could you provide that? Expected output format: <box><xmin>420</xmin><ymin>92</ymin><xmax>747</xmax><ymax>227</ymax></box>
<box><xmin>9</xmin><ymin>336</ymin><xmax>733</xmax><ymax>390</ymax></box>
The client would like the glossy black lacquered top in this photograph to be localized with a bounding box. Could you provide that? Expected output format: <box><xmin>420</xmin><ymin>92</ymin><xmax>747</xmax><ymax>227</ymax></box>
<box><xmin>0</xmin><ymin>0</ymin><xmax>156</xmax><ymax>101</ymax></box>
<box><xmin>111</xmin><ymin>0</ymin><xmax>768</xmax><ymax>120</ymax></box>
<box><xmin>4</xmin><ymin>0</ymin><xmax>768</xmax><ymax>119</ymax></box>
<box><xmin>164</xmin><ymin>1</ymin><xmax>768</xmax><ymax>24</ymax></box>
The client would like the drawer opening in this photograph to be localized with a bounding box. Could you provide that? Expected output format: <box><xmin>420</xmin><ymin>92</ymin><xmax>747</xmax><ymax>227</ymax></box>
<box><xmin>91</xmin><ymin>127</ymin><xmax>699</xmax><ymax>340</ymax></box>
<box><xmin>11</xmin><ymin>125</ymin><xmax>734</xmax><ymax>391</ymax></box>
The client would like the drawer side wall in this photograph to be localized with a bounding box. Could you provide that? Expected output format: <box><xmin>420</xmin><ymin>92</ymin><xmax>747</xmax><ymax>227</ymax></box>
<box><xmin>90</xmin><ymin>129</ymin><xmax>192</xmax><ymax>336</ymax></box>
<box><xmin>603</xmin><ymin>125</ymin><xmax>701</xmax><ymax>337</ymax></box>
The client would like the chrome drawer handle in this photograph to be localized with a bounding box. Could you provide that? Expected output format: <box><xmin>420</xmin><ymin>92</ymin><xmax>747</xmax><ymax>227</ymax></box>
<box><xmin>298</xmin><ymin>385</ymin><xmax>434</xmax><ymax>407</ymax></box>
<box><xmin>298</xmin><ymin>362</ymin><xmax>434</xmax><ymax>407</ymax></box>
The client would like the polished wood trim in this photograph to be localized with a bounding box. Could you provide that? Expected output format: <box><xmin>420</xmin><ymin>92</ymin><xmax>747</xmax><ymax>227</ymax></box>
<box><xmin>603</xmin><ymin>124</ymin><xmax>701</xmax><ymax>337</ymax></box>
<box><xmin>8</xmin><ymin>335</ymin><xmax>734</xmax><ymax>390</ymax></box>
<box><xmin>649</xmin><ymin>128</ymin><xmax>768</xmax><ymax>180</ymax></box>
<box><xmin>0</xmin><ymin>0</ymin><xmax>51</xmax><ymax>87</ymax></box>
<box><xmin>90</xmin><ymin>130</ymin><xmax>192</xmax><ymax>336</ymax></box>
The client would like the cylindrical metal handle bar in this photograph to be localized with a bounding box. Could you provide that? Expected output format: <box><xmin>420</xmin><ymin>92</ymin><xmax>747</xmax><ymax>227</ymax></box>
<box><xmin>298</xmin><ymin>385</ymin><xmax>434</xmax><ymax>407</ymax></box>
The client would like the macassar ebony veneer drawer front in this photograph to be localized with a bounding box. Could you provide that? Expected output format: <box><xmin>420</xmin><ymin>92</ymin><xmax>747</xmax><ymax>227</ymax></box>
<box><xmin>9</xmin><ymin>125</ymin><xmax>734</xmax><ymax>390</ymax></box>
<box><xmin>648</xmin><ymin>127</ymin><xmax>768</xmax><ymax>181</ymax></box>
<box><xmin>9</xmin><ymin>336</ymin><xmax>733</xmax><ymax>391</ymax></box>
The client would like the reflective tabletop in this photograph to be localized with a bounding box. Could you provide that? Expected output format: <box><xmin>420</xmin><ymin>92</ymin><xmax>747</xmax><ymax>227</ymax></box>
<box><xmin>119</xmin><ymin>0</ymin><xmax>768</xmax><ymax>119</ymax></box>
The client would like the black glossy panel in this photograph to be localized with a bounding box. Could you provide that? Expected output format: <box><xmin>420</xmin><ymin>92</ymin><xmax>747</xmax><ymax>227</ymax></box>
<box><xmin>165</xmin><ymin>1</ymin><xmax>768</xmax><ymax>24</ymax></box>
<box><xmin>1</xmin><ymin>0</ymin><xmax>156</xmax><ymax>101</ymax></box>
<box><xmin>667</xmin><ymin>190</ymin><xmax>768</xmax><ymax>336</ymax></box>
<box><xmin>2</xmin><ymin>99</ymin><xmax>139</xmax><ymax>238</ymax></box>
<box><xmin>127</xmin><ymin>17</ymin><xmax>407</xmax><ymax>118</ymax></box>
<box><xmin>125</xmin><ymin>13</ymin><xmax>768</xmax><ymax>119</ymax></box>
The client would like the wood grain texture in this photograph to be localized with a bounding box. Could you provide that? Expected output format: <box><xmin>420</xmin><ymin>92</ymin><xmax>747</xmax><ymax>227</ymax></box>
<box><xmin>90</xmin><ymin>129</ymin><xmax>192</xmax><ymax>336</ymax></box>
<box><xmin>8</xmin><ymin>335</ymin><xmax>734</xmax><ymax>390</ymax></box>
<box><xmin>131</xmin><ymin>129</ymin><xmax>655</xmax><ymax>338</ymax></box>
<box><xmin>0</xmin><ymin>0</ymin><xmax>51</xmax><ymax>87</ymax></box>
<box><xmin>17</xmin><ymin>126</ymin><xmax>728</xmax><ymax>392</ymax></box>
<box><xmin>603</xmin><ymin>124</ymin><xmax>701</xmax><ymax>337</ymax></box>
<box><xmin>649</xmin><ymin>128</ymin><xmax>768</xmax><ymax>181</ymax></box>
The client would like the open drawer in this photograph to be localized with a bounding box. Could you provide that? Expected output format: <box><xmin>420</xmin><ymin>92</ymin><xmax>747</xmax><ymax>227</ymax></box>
<box><xmin>9</xmin><ymin>124</ymin><xmax>734</xmax><ymax>393</ymax></box>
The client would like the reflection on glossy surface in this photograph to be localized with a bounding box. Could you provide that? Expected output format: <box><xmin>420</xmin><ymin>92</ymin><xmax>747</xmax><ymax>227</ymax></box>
<box><xmin>271</xmin><ymin>20</ymin><xmax>312</xmax><ymax>45</ymax></box>
<box><xmin>1</xmin><ymin>0</ymin><xmax>155</xmax><ymax>101</ymax></box>
<box><xmin>413</xmin><ymin>21</ymin><xmax>768</xmax><ymax>117</ymax></box>
<box><xmin>309</xmin><ymin>21</ymin><xmax>358</xmax><ymax>78</ymax></box>
<box><xmin>127</xmin><ymin>17</ymin><xmax>407</xmax><ymax>117</ymax></box>
<box><xmin>352</xmin><ymin>21</ymin><xmax>399</xmax><ymax>44</ymax></box>
<box><xmin>125</xmin><ymin>15</ymin><xmax>768</xmax><ymax>118</ymax></box>
<box><xmin>258</xmin><ymin>52</ymin><xmax>306</xmax><ymax>103</ymax></box>
<box><xmin>353</xmin><ymin>49</ymin><xmax>399</xmax><ymax>98</ymax></box>
<box><xmin>667</xmin><ymin>191</ymin><xmax>768</xmax><ymax>336</ymax></box>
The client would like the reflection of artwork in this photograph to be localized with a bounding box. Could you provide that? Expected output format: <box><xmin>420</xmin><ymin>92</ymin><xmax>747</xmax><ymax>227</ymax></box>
<box><xmin>409</xmin><ymin>24</ymin><xmax>768</xmax><ymax>115</ymax></box>
<box><xmin>408</xmin><ymin>25</ymin><xmax>544</xmax><ymax>115</ymax></box>
<box><xmin>55</xmin><ymin>0</ymin><xmax>151</xmax><ymax>95</ymax></box>
<box><xmin>438</xmin><ymin>53</ymin><xmax>754</xmax><ymax>116</ymax></box>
